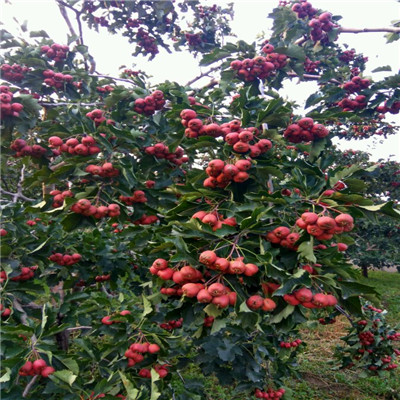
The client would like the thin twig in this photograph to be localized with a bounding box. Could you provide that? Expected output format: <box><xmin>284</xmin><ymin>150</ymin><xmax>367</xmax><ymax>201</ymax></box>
<box><xmin>39</xmin><ymin>101</ymin><xmax>104</xmax><ymax>108</ymax></box>
<box><xmin>22</xmin><ymin>375</ymin><xmax>39</xmax><ymax>398</ymax></box>
<box><xmin>89</xmin><ymin>73</ymin><xmax>137</xmax><ymax>85</ymax></box>
<box><xmin>66</xmin><ymin>326</ymin><xmax>92</xmax><ymax>332</ymax></box>
<box><xmin>101</xmin><ymin>285</ymin><xmax>115</xmax><ymax>298</ymax></box>
<box><xmin>57</xmin><ymin>1</ymin><xmax>78</xmax><ymax>39</ymax></box>
<box><xmin>185</xmin><ymin>65</ymin><xmax>221</xmax><ymax>87</ymax></box>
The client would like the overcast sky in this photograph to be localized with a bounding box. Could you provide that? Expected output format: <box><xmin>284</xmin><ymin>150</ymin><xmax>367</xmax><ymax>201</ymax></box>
<box><xmin>2</xmin><ymin>0</ymin><xmax>399</xmax><ymax>161</ymax></box>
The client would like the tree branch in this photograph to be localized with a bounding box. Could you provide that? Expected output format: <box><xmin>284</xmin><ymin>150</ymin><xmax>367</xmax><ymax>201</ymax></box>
<box><xmin>185</xmin><ymin>65</ymin><xmax>221</xmax><ymax>87</ymax></box>
<box><xmin>39</xmin><ymin>101</ymin><xmax>104</xmax><ymax>108</ymax></box>
<box><xmin>0</xmin><ymin>166</ymin><xmax>35</xmax><ymax>202</ymax></box>
<box><xmin>339</xmin><ymin>27</ymin><xmax>400</xmax><ymax>34</ymax></box>
<box><xmin>22</xmin><ymin>375</ymin><xmax>39</xmax><ymax>398</ymax></box>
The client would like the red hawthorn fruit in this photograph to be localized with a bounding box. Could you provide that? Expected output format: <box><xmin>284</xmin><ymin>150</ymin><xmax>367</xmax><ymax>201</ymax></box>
<box><xmin>199</xmin><ymin>250</ymin><xmax>217</xmax><ymax>265</ymax></box>
<box><xmin>182</xmin><ymin>283</ymin><xmax>203</xmax><ymax>297</ymax></box>
<box><xmin>312</xmin><ymin>293</ymin><xmax>329</xmax><ymax>307</ymax></box>
<box><xmin>294</xmin><ymin>288</ymin><xmax>313</xmax><ymax>302</ymax></box>
<box><xmin>317</xmin><ymin>216</ymin><xmax>336</xmax><ymax>230</ymax></box>
<box><xmin>212</xmin><ymin>294</ymin><xmax>230</xmax><ymax>308</ymax></box>
<box><xmin>207</xmin><ymin>283</ymin><xmax>226</xmax><ymax>297</ymax></box>
<box><xmin>246</xmin><ymin>295</ymin><xmax>264</xmax><ymax>310</ymax></box>
<box><xmin>301</xmin><ymin>212</ymin><xmax>319</xmax><ymax>225</ymax></box>
<box><xmin>262</xmin><ymin>298</ymin><xmax>277</xmax><ymax>311</ymax></box>
<box><xmin>197</xmin><ymin>288</ymin><xmax>213</xmax><ymax>303</ymax></box>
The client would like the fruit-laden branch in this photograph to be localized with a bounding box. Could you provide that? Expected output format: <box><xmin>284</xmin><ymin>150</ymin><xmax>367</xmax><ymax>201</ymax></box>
<box><xmin>56</xmin><ymin>0</ymin><xmax>96</xmax><ymax>73</ymax></box>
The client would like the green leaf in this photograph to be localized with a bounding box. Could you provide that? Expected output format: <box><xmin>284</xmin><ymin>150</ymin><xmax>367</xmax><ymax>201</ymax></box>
<box><xmin>29</xmin><ymin>30</ymin><xmax>49</xmax><ymax>38</ymax></box>
<box><xmin>371</xmin><ymin>66</ymin><xmax>392</xmax><ymax>72</ymax></box>
<box><xmin>59</xmin><ymin>358</ymin><xmax>79</xmax><ymax>375</ymax></box>
<box><xmin>142</xmin><ymin>294</ymin><xmax>153</xmax><ymax>317</ymax></box>
<box><xmin>210</xmin><ymin>318</ymin><xmax>227</xmax><ymax>334</ymax></box>
<box><xmin>0</xmin><ymin>368</ymin><xmax>11</xmax><ymax>383</ymax></box>
<box><xmin>28</xmin><ymin>237</ymin><xmax>51</xmax><ymax>254</ymax></box>
<box><xmin>40</xmin><ymin>304</ymin><xmax>48</xmax><ymax>332</ymax></box>
<box><xmin>119</xmin><ymin>371</ymin><xmax>139</xmax><ymax>399</ymax></box>
<box><xmin>297</xmin><ymin>241</ymin><xmax>316</xmax><ymax>263</ymax></box>
<box><xmin>52</xmin><ymin>370</ymin><xmax>77</xmax><ymax>386</ymax></box>
<box><xmin>358</xmin><ymin>202</ymin><xmax>400</xmax><ymax>219</ymax></box>
<box><xmin>269</xmin><ymin>305</ymin><xmax>295</xmax><ymax>324</ymax></box>
<box><xmin>150</xmin><ymin>368</ymin><xmax>161</xmax><ymax>400</ymax></box>
<box><xmin>204</xmin><ymin>304</ymin><xmax>224</xmax><ymax>318</ymax></box>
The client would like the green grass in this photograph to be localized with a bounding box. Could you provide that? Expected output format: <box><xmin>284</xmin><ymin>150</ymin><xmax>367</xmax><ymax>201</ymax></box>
<box><xmin>178</xmin><ymin>271</ymin><xmax>400</xmax><ymax>400</ymax></box>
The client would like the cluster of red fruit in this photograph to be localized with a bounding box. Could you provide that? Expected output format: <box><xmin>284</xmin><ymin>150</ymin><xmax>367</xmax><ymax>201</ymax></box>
<box><xmin>180</xmin><ymin>109</ymin><xmax>223</xmax><ymax>138</ymax></box>
<box><xmin>283</xmin><ymin>117</ymin><xmax>329</xmax><ymax>143</ymax></box>
<box><xmin>1</xmin><ymin>86</ymin><xmax>24</xmax><ymax>118</ymax></box>
<box><xmin>124</xmin><ymin>341</ymin><xmax>160</xmax><ymax>367</ymax></box>
<box><xmin>49</xmin><ymin>189</ymin><xmax>74</xmax><ymax>208</ymax></box>
<box><xmin>342</xmin><ymin>76</ymin><xmax>370</xmax><ymax>93</ymax></box>
<box><xmin>138</xmin><ymin>364</ymin><xmax>169</xmax><ymax>379</ymax></box>
<box><xmin>10</xmin><ymin>265</ymin><xmax>37</xmax><ymax>282</ymax></box>
<box><xmin>19</xmin><ymin>358</ymin><xmax>55</xmax><ymax>378</ymax></box>
<box><xmin>337</xmin><ymin>95</ymin><xmax>368</xmax><ymax>112</ymax></box>
<box><xmin>303</xmin><ymin>57</ymin><xmax>320</xmax><ymax>73</ymax></box>
<box><xmin>49</xmin><ymin>252</ymin><xmax>81</xmax><ymax>266</ymax></box>
<box><xmin>291</xmin><ymin>1</ymin><xmax>318</xmax><ymax>19</ymax></box>
<box><xmin>1</xmin><ymin>63</ymin><xmax>30</xmax><ymax>82</ymax></box>
<box><xmin>296</xmin><ymin>211</ymin><xmax>354</xmax><ymax>240</ymax></box>
<box><xmin>200</xmin><ymin>251</ymin><xmax>259</xmax><ymax>277</ymax></box>
<box><xmin>119</xmin><ymin>190</ymin><xmax>147</xmax><ymax>205</ymax></box>
<box><xmin>339</xmin><ymin>49</ymin><xmax>356</xmax><ymax>63</ymax></box>
<box><xmin>71</xmin><ymin>199</ymin><xmax>121</xmax><ymax>219</ymax></box>
<box><xmin>318</xmin><ymin>317</ymin><xmax>336</xmax><ymax>325</ymax></box>
<box><xmin>283</xmin><ymin>288</ymin><xmax>338</xmax><ymax>309</ymax></box>
<box><xmin>159</xmin><ymin>318</ymin><xmax>183</xmax><ymax>331</ymax></box>
<box><xmin>265</xmin><ymin>226</ymin><xmax>300</xmax><ymax>250</ymax></box>
<box><xmin>308</xmin><ymin>12</ymin><xmax>337</xmax><ymax>43</ymax></box>
<box><xmin>133</xmin><ymin>90</ymin><xmax>165</xmax><ymax>115</ymax></box>
<box><xmin>43</xmin><ymin>70</ymin><xmax>73</xmax><ymax>89</ymax></box>
<box><xmin>101</xmin><ymin>310</ymin><xmax>131</xmax><ymax>325</ymax></box>
<box><xmin>0</xmin><ymin>304</ymin><xmax>11</xmax><ymax>318</ymax></box>
<box><xmin>41</xmin><ymin>43</ymin><xmax>69</xmax><ymax>62</ymax></box>
<box><xmin>254</xmin><ymin>387</ymin><xmax>286</xmax><ymax>399</ymax></box>
<box><xmin>204</xmin><ymin>316</ymin><xmax>215</xmax><ymax>327</ymax></box>
<box><xmin>376</xmin><ymin>100</ymin><xmax>400</xmax><ymax>115</ymax></box>
<box><xmin>96</xmin><ymin>85</ymin><xmax>113</xmax><ymax>94</ymax></box>
<box><xmin>203</xmin><ymin>159</ymin><xmax>251</xmax><ymax>189</ymax></box>
<box><xmin>191</xmin><ymin>210</ymin><xmax>237</xmax><ymax>231</ymax></box>
<box><xmin>230</xmin><ymin>46</ymin><xmax>288</xmax><ymax>82</ymax></box>
<box><xmin>132</xmin><ymin>214</ymin><xmax>159</xmax><ymax>225</ymax></box>
<box><xmin>225</xmin><ymin>132</ymin><xmax>272</xmax><ymax>158</ymax></box>
<box><xmin>358</xmin><ymin>330</ymin><xmax>375</xmax><ymax>346</ymax></box>
<box><xmin>279</xmin><ymin>339</ymin><xmax>302</xmax><ymax>348</ymax></box>
<box><xmin>246</xmin><ymin>295</ymin><xmax>277</xmax><ymax>312</ymax></box>
<box><xmin>150</xmin><ymin>259</ymin><xmax>202</xmax><ymax>282</ymax></box>
<box><xmin>85</xmin><ymin>162</ymin><xmax>120</xmax><ymax>178</ymax></box>
<box><xmin>86</xmin><ymin>109</ymin><xmax>107</xmax><ymax>126</ymax></box>
<box><xmin>10</xmin><ymin>139</ymin><xmax>46</xmax><ymax>158</ymax></box>
<box><xmin>185</xmin><ymin>32</ymin><xmax>204</xmax><ymax>47</ymax></box>
<box><xmin>144</xmin><ymin>143</ymin><xmax>188</xmax><ymax>166</ymax></box>
<box><xmin>136</xmin><ymin>28</ymin><xmax>159</xmax><ymax>56</ymax></box>
<box><xmin>48</xmin><ymin>135</ymin><xmax>101</xmax><ymax>157</ymax></box>
<box><xmin>95</xmin><ymin>274</ymin><xmax>111</xmax><ymax>282</ymax></box>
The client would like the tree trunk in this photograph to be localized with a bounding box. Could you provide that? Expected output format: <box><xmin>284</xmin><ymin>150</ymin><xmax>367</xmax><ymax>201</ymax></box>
<box><xmin>361</xmin><ymin>264</ymin><xmax>369</xmax><ymax>278</ymax></box>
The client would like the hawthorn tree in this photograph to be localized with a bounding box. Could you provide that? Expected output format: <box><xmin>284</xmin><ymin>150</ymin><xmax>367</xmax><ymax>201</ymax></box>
<box><xmin>1</xmin><ymin>1</ymin><xmax>400</xmax><ymax>399</ymax></box>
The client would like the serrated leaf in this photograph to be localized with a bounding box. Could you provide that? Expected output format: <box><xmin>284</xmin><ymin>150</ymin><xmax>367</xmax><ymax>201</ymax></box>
<box><xmin>119</xmin><ymin>371</ymin><xmax>139</xmax><ymax>399</ymax></box>
<box><xmin>52</xmin><ymin>370</ymin><xmax>77</xmax><ymax>386</ymax></box>
<box><xmin>371</xmin><ymin>65</ymin><xmax>392</xmax><ymax>72</ymax></box>
<box><xmin>142</xmin><ymin>294</ymin><xmax>153</xmax><ymax>317</ymax></box>
<box><xmin>210</xmin><ymin>318</ymin><xmax>226</xmax><ymax>334</ymax></box>
<box><xmin>150</xmin><ymin>368</ymin><xmax>161</xmax><ymax>400</ymax></box>
<box><xmin>203</xmin><ymin>304</ymin><xmax>224</xmax><ymax>318</ymax></box>
<box><xmin>269</xmin><ymin>305</ymin><xmax>295</xmax><ymax>324</ymax></box>
<box><xmin>297</xmin><ymin>241</ymin><xmax>316</xmax><ymax>263</ymax></box>
<box><xmin>0</xmin><ymin>368</ymin><xmax>11</xmax><ymax>383</ymax></box>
